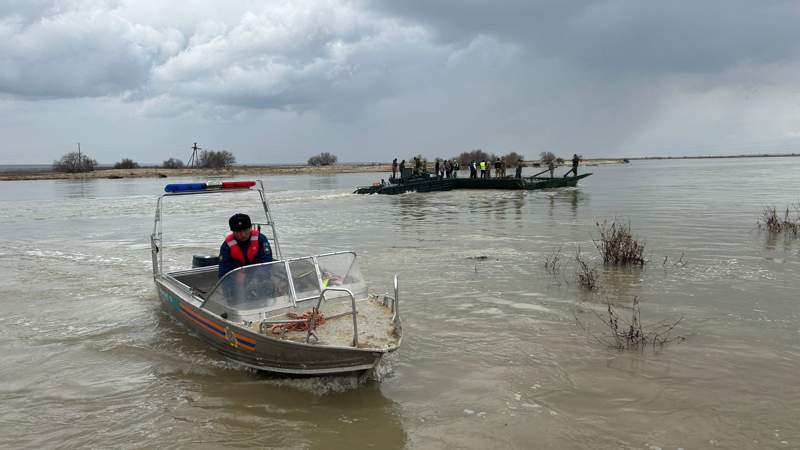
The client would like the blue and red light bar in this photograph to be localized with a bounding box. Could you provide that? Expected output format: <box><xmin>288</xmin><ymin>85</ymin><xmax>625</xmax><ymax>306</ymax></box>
<box><xmin>164</xmin><ymin>180</ymin><xmax>256</xmax><ymax>193</ymax></box>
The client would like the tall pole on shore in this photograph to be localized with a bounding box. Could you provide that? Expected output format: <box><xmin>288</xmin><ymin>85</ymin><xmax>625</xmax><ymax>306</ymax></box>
<box><xmin>188</xmin><ymin>142</ymin><xmax>200</xmax><ymax>168</ymax></box>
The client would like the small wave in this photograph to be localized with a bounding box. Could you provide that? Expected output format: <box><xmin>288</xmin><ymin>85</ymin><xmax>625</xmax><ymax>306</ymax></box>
<box><xmin>272</xmin><ymin>191</ymin><xmax>354</xmax><ymax>204</ymax></box>
<box><xmin>22</xmin><ymin>248</ymin><xmax>128</xmax><ymax>265</ymax></box>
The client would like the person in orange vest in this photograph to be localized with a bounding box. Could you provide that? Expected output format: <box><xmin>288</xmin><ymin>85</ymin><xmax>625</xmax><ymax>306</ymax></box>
<box><xmin>218</xmin><ymin>213</ymin><xmax>273</xmax><ymax>278</ymax></box>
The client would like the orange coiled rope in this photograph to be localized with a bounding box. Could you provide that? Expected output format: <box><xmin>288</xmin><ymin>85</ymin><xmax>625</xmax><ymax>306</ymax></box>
<box><xmin>269</xmin><ymin>308</ymin><xmax>325</xmax><ymax>334</ymax></box>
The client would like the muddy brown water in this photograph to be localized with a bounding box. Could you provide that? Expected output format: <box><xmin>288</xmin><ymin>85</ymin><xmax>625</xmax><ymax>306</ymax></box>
<box><xmin>1</xmin><ymin>158</ymin><xmax>798</xmax><ymax>449</ymax></box>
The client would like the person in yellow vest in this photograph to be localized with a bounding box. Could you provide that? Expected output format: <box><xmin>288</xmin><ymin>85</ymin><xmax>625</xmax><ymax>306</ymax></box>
<box><xmin>321</xmin><ymin>271</ymin><xmax>344</xmax><ymax>288</ymax></box>
<box><xmin>480</xmin><ymin>160</ymin><xmax>486</xmax><ymax>178</ymax></box>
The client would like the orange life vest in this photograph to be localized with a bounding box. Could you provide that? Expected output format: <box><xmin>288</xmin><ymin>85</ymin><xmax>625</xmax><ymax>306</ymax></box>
<box><xmin>225</xmin><ymin>229</ymin><xmax>260</xmax><ymax>264</ymax></box>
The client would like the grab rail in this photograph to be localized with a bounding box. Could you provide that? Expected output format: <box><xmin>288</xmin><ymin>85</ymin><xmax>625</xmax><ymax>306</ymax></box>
<box><xmin>392</xmin><ymin>274</ymin><xmax>399</xmax><ymax>323</ymax></box>
<box><xmin>311</xmin><ymin>288</ymin><xmax>359</xmax><ymax>347</ymax></box>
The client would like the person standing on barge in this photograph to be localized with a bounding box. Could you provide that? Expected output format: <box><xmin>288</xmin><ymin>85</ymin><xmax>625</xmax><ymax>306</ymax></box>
<box><xmin>564</xmin><ymin>153</ymin><xmax>580</xmax><ymax>177</ymax></box>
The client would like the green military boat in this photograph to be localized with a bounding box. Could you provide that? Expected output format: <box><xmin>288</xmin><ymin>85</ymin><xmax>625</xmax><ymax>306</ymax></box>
<box><xmin>354</xmin><ymin>172</ymin><xmax>591</xmax><ymax>195</ymax></box>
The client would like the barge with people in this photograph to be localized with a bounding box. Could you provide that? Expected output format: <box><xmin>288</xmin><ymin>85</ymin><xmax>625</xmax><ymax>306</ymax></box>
<box><xmin>151</xmin><ymin>180</ymin><xmax>402</xmax><ymax>375</ymax></box>
<box><xmin>354</xmin><ymin>171</ymin><xmax>591</xmax><ymax>195</ymax></box>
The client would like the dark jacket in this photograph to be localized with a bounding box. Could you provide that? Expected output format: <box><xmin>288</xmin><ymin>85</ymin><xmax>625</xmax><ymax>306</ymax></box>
<box><xmin>218</xmin><ymin>233</ymin><xmax>273</xmax><ymax>278</ymax></box>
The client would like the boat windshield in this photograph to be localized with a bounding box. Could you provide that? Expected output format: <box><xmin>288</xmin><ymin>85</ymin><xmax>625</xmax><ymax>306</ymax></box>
<box><xmin>202</xmin><ymin>252</ymin><xmax>368</xmax><ymax>317</ymax></box>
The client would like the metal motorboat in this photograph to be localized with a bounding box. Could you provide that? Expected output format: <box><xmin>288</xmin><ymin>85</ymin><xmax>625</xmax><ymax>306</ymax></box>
<box><xmin>150</xmin><ymin>180</ymin><xmax>402</xmax><ymax>375</ymax></box>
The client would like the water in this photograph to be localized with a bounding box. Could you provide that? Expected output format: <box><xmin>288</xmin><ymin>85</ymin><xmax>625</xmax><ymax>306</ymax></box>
<box><xmin>1</xmin><ymin>159</ymin><xmax>798</xmax><ymax>449</ymax></box>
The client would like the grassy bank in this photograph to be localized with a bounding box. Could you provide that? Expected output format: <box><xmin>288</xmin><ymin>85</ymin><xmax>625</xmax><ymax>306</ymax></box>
<box><xmin>0</xmin><ymin>163</ymin><xmax>393</xmax><ymax>181</ymax></box>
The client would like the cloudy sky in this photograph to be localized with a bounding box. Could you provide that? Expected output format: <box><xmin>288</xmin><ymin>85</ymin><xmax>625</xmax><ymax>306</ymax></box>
<box><xmin>2</xmin><ymin>0</ymin><xmax>800</xmax><ymax>164</ymax></box>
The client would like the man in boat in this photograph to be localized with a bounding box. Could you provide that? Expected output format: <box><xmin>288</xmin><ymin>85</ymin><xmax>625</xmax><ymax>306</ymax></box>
<box><xmin>218</xmin><ymin>213</ymin><xmax>273</xmax><ymax>279</ymax></box>
<box><xmin>564</xmin><ymin>154</ymin><xmax>580</xmax><ymax>177</ymax></box>
<box><xmin>391</xmin><ymin>158</ymin><xmax>398</xmax><ymax>180</ymax></box>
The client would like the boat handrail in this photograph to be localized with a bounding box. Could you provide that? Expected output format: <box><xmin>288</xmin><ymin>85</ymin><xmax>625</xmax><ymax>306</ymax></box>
<box><xmin>393</xmin><ymin>274</ymin><xmax>400</xmax><ymax>323</ymax></box>
<box><xmin>311</xmin><ymin>287</ymin><xmax>359</xmax><ymax>347</ymax></box>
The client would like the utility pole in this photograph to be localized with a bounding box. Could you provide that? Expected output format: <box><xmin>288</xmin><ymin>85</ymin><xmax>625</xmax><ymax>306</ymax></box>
<box><xmin>188</xmin><ymin>142</ymin><xmax>200</xmax><ymax>168</ymax></box>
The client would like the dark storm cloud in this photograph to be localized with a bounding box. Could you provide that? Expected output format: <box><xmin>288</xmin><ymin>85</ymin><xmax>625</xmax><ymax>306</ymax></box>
<box><xmin>368</xmin><ymin>0</ymin><xmax>800</xmax><ymax>74</ymax></box>
<box><xmin>0</xmin><ymin>6</ymin><xmax>182</xmax><ymax>99</ymax></box>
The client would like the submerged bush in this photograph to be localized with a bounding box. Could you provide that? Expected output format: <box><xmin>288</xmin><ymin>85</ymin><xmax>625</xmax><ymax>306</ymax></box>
<box><xmin>544</xmin><ymin>247</ymin><xmax>562</xmax><ymax>274</ymax></box>
<box><xmin>593</xmin><ymin>219</ymin><xmax>646</xmax><ymax>266</ymax></box>
<box><xmin>576</xmin><ymin>297</ymin><xmax>685</xmax><ymax>351</ymax></box>
<box><xmin>575</xmin><ymin>247</ymin><xmax>598</xmax><ymax>290</ymax></box>
<box><xmin>759</xmin><ymin>206</ymin><xmax>800</xmax><ymax>234</ymax></box>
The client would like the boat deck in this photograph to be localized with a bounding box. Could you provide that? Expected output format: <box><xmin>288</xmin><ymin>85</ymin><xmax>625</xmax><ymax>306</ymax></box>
<box><xmin>246</xmin><ymin>297</ymin><xmax>400</xmax><ymax>349</ymax></box>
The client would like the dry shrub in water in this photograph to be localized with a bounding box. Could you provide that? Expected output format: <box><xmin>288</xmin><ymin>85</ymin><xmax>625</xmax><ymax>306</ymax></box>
<box><xmin>759</xmin><ymin>206</ymin><xmax>800</xmax><ymax>234</ymax></box>
<box><xmin>576</xmin><ymin>297</ymin><xmax>684</xmax><ymax>351</ymax></box>
<box><xmin>593</xmin><ymin>219</ymin><xmax>646</xmax><ymax>266</ymax></box>
<box><xmin>575</xmin><ymin>247</ymin><xmax>598</xmax><ymax>290</ymax></box>
<box><xmin>544</xmin><ymin>247</ymin><xmax>562</xmax><ymax>274</ymax></box>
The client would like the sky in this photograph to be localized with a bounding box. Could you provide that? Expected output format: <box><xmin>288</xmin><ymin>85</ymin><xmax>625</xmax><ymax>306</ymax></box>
<box><xmin>2</xmin><ymin>0</ymin><xmax>800</xmax><ymax>164</ymax></box>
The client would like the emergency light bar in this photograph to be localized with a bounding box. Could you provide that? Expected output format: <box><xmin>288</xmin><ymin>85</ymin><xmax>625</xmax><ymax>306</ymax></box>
<box><xmin>164</xmin><ymin>180</ymin><xmax>257</xmax><ymax>193</ymax></box>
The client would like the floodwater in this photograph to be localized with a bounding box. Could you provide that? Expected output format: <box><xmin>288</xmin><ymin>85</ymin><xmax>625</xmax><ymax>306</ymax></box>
<box><xmin>0</xmin><ymin>158</ymin><xmax>798</xmax><ymax>449</ymax></box>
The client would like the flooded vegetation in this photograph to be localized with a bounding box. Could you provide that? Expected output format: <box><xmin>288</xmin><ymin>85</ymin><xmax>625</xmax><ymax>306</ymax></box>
<box><xmin>576</xmin><ymin>297</ymin><xmax>685</xmax><ymax>351</ymax></box>
<box><xmin>759</xmin><ymin>205</ymin><xmax>800</xmax><ymax>234</ymax></box>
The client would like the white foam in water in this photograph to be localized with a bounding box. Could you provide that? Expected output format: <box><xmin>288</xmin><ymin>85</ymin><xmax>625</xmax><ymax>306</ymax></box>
<box><xmin>272</xmin><ymin>192</ymin><xmax>353</xmax><ymax>204</ymax></box>
<box><xmin>259</xmin><ymin>371</ymin><xmax>369</xmax><ymax>395</ymax></box>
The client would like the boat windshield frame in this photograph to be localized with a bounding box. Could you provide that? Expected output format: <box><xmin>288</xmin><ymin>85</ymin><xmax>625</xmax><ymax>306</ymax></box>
<box><xmin>200</xmin><ymin>250</ymin><xmax>367</xmax><ymax>314</ymax></box>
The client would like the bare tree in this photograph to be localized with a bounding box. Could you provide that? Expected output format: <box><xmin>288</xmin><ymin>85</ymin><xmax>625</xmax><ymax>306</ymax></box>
<box><xmin>455</xmin><ymin>149</ymin><xmax>494</xmax><ymax>166</ymax></box>
<box><xmin>161</xmin><ymin>158</ymin><xmax>185</xmax><ymax>169</ymax></box>
<box><xmin>198</xmin><ymin>150</ymin><xmax>236</xmax><ymax>169</ymax></box>
<box><xmin>503</xmin><ymin>151</ymin><xmax>525</xmax><ymax>167</ymax></box>
<box><xmin>540</xmin><ymin>151</ymin><xmax>557</xmax><ymax>166</ymax></box>
<box><xmin>307</xmin><ymin>152</ymin><xmax>338</xmax><ymax>166</ymax></box>
<box><xmin>113</xmin><ymin>158</ymin><xmax>139</xmax><ymax>169</ymax></box>
<box><xmin>53</xmin><ymin>151</ymin><xmax>98</xmax><ymax>173</ymax></box>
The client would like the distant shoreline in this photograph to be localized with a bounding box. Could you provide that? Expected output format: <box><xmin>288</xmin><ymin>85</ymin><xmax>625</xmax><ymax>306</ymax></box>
<box><xmin>625</xmin><ymin>153</ymin><xmax>800</xmax><ymax>160</ymax></box>
<box><xmin>2</xmin><ymin>153</ymin><xmax>797</xmax><ymax>181</ymax></box>
<box><xmin>0</xmin><ymin>159</ymin><xmax>626</xmax><ymax>181</ymax></box>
